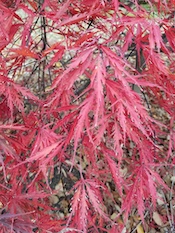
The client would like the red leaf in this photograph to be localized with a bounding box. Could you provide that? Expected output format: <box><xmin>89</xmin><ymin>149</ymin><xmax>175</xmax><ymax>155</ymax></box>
<box><xmin>74</xmin><ymin>32</ymin><xmax>94</xmax><ymax>47</ymax></box>
<box><xmin>73</xmin><ymin>94</ymin><xmax>95</xmax><ymax>164</ymax></box>
<box><xmin>10</xmin><ymin>47</ymin><xmax>39</xmax><ymax>59</ymax></box>
<box><xmin>45</xmin><ymin>46</ymin><xmax>64</xmax><ymax>69</ymax></box>
<box><xmin>105</xmin><ymin>154</ymin><xmax>123</xmax><ymax>196</ymax></box>
<box><xmin>58</xmin><ymin>12</ymin><xmax>91</xmax><ymax>27</ymax></box>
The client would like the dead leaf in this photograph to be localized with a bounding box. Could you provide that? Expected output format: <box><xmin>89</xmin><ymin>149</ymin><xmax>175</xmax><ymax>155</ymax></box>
<box><xmin>136</xmin><ymin>224</ymin><xmax>144</xmax><ymax>233</ymax></box>
<box><xmin>153</xmin><ymin>211</ymin><xmax>163</xmax><ymax>226</ymax></box>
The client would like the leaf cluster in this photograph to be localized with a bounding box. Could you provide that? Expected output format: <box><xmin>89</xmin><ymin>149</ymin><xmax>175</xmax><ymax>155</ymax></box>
<box><xmin>0</xmin><ymin>0</ymin><xmax>175</xmax><ymax>232</ymax></box>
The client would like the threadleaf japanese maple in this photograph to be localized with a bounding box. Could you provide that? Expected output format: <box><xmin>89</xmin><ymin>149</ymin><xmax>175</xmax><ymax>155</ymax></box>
<box><xmin>0</xmin><ymin>0</ymin><xmax>175</xmax><ymax>232</ymax></box>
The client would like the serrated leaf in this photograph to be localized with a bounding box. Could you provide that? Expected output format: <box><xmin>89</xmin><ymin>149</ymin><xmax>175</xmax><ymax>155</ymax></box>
<box><xmin>10</xmin><ymin>47</ymin><xmax>39</xmax><ymax>59</ymax></box>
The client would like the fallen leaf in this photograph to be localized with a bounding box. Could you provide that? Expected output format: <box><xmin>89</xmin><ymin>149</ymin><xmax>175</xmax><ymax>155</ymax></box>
<box><xmin>153</xmin><ymin>211</ymin><xmax>163</xmax><ymax>226</ymax></box>
<box><xmin>136</xmin><ymin>224</ymin><xmax>144</xmax><ymax>233</ymax></box>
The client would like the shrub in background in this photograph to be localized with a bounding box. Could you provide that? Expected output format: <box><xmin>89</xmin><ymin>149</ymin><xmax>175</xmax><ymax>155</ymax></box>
<box><xmin>0</xmin><ymin>0</ymin><xmax>175</xmax><ymax>232</ymax></box>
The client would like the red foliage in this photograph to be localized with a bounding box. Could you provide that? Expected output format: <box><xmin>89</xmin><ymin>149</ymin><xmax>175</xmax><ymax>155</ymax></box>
<box><xmin>0</xmin><ymin>0</ymin><xmax>175</xmax><ymax>232</ymax></box>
